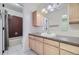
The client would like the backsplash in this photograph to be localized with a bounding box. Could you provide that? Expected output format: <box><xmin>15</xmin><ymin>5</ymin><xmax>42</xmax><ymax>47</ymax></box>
<box><xmin>49</xmin><ymin>24</ymin><xmax>79</xmax><ymax>31</ymax></box>
<box><xmin>31</xmin><ymin>26</ymin><xmax>43</xmax><ymax>33</ymax></box>
<box><xmin>31</xmin><ymin>22</ymin><xmax>79</xmax><ymax>37</ymax></box>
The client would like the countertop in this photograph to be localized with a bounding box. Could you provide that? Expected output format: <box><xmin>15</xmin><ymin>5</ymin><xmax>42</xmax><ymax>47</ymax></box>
<box><xmin>29</xmin><ymin>33</ymin><xmax>79</xmax><ymax>47</ymax></box>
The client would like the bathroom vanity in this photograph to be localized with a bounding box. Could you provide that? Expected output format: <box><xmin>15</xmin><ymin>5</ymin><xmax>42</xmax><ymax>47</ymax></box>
<box><xmin>29</xmin><ymin>33</ymin><xmax>79</xmax><ymax>55</ymax></box>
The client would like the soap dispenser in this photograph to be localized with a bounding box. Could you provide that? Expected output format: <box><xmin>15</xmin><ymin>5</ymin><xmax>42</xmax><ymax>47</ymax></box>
<box><xmin>60</xmin><ymin>15</ymin><xmax>69</xmax><ymax>31</ymax></box>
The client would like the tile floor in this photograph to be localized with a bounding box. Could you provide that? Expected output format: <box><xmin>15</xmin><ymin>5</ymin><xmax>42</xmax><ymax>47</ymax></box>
<box><xmin>3</xmin><ymin>44</ymin><xmax>36</xmax><ymax>55</ymax></box>
<box><xmin>3</xmin><ymin>37</ymin><xmax>36</xmax><ymax>55</ymax></box>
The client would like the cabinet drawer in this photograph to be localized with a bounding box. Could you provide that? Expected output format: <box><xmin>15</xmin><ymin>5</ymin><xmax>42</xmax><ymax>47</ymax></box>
<box><xmin>35</xmin><ymin>37</ymin><xmax>43</xmax><ymax>42</ymax></box>
<box><xmin>44</xmin><ymin>39</ymin><xmax>59</xmax><ymax>47</ymax></box>
<box><xmin>60</xmin><ymin>43</ymin><xmax>79</xmax><ymax>54</ymax></box>
<box><xmin>29</xmin><ymin>35</ymin><xmax>35</xmax><ymax>39</ymax></box>
<box><xmin>60</xmin><ymin>49</ymin><xmax>74</xmax><ymax>55</ymax></box>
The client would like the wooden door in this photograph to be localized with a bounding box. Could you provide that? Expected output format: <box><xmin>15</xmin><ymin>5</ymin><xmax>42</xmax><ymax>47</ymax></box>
<box><xmin>8</xmin><ymin>15</ymin><xmax>22</xmax><ymax>38</ymax></box>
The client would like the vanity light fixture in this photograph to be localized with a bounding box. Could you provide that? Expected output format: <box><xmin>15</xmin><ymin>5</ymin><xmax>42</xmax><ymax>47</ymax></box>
<box><xmin>45</xmin><ymin>10</ymin><xmax>48</xmax><ymax>14</ymax></box>
<box><xmin>50</xmin><ymin>8</ymin><xmax>54</xmax><ymax>11</ymax></box>
<box><xmin>42</xmin><ymin>8</ymin><xmax>48</xmax><ymax>14</ymax></box>
<box><xmin>41</xmin><ymin>3</ymin><xmax>61</xmax><ymax>14</ymax></box>
<box><xmin>42</xmin><ymin>8</ymin><xmax>45</xmax><ymax>12</ymax></box>
<box><xmin>47</xmin><ymin>5</ymin><xmax>52</xmax><ymax>10</ymax></box>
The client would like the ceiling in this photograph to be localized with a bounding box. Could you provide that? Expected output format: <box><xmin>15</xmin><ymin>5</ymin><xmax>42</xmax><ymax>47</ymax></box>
<box><xmin>4</xmin><ymin>3</ymin><xmax>23</xmax><ymax>13</ymax></box>
<box><xmin>3</xmin><ymin>3</ymin><xmax>64</xmax><ymax>14</ymax></box>
<box><xmin>18</xmin><ymin>3</ymin><xmax>24</xmax><ymax>7</ymax></box>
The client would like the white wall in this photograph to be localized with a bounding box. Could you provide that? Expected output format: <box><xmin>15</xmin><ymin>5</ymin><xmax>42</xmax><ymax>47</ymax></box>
<box><xmin>23</xmin><ymin>3</ymin><xmax>38</xmax><ymax>51</ymax></box>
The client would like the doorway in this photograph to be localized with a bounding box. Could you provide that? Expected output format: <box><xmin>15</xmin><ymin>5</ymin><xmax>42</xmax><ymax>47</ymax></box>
<box><xmin>8</xmin><ymin>15</ymin><xmax>23</xmax><ymax>38</ymax></box>
<box><xmin>8</xmin><ymin>15</ymin><xmax>23</xmax><ymax>47</ymax></box>
<box><xmin>1</xmin><ymin>3</ymin><xmax>23</xmax><ymax>55</ymax></box>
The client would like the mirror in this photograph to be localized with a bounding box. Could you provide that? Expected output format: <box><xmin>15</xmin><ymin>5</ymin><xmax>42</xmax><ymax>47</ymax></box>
<box><xmin>37</xmin><ymin>3</ymin><xmax>69</xmax><ymax>33</ymax></box>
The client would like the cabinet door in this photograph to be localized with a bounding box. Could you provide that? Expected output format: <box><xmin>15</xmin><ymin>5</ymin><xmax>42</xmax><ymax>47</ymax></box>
<box><xmin>32</xmin><ymin>11</ymin><xmax>37</xmax><ymax>26</ymax></box>
<box><xmin>44</xmin><ymin>44</ymin><xmax>59</xmax><ymax>55</ymax></box>
<box><xmin>60</xmin><ymin>49</ymin><xmax>74</xmax><ymax>55</ymax></box>
<box><xmin>36</xmin><ymin>41</ymin><xmax>43</xmax><ymax>55</ymax></box>
<box><xmin>60</xmin><ymin>43</ymin><xmax>79</xmax><ymax>54</ymax></box>
<box><xmin>68</xmin><ymin>3</ymin><xmax>79</xmax><ymax>23</ymax></box>
<box><xmin>37</xmin><ymin>12</ymin><xmax>44</xmax><ymax>26</ymax></box>
<box><xmin>44</xmin><ymin>39</ymin><xmax>59</xmax><ymax>47</ymax></box>
<box><xmin>32</xmin><ymin>11</ymin><xmax>44</xmax><ymax>27</ymax></box>
<box><xmin>29</xmin><ymin>37</ymin><xmax>36</xmax><ymax>51</ymax></box>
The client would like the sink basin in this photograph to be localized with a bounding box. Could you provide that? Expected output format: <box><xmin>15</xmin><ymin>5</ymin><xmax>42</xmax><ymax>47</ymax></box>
<box><xmin>41</xmin><ymin>32</ymin><xmax>56</xmax><ymax>37</ymax></box>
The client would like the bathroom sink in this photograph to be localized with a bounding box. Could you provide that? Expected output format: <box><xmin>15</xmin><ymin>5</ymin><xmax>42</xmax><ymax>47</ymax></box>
<box><xmin>41</xmin><ymin>32</ymin><xmax>56</xmax><ymax>37</ymax></box>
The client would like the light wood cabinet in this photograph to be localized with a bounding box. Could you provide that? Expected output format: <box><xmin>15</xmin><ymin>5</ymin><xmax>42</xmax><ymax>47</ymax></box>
<box><xmin>29</xmin><ymin>35</ymin><xmax>79</xmax><ymax>55</ymax></box>
<box><xmin>29</xmin><ymin>36</ymin><xmax>36</xmax><ymax>51</ymax></box>
<box><xmin>29</xmin><ymin>35</ymin><xmax>43</xmax><ymax>54</ymax></box>
<box><xmin>68</xmin><ymin>3</ymin><xmax>79</xmax><ymax>24</ymax></box>
<box><xmin>44</xmin><ymin>44</ymin><xmax>59</xmax><ymax>55</ymax></box>
<box><xmin>35</xmin><ymin>37</ymin><xmax>43</xmax><ymax>55</ymax></box>
<box><xmin>60</xmin><ymin>49</ymin><xmax>73</xmax><ymax>55</ymax></box>
<box><xmin>44</xmin><ymin>39</ymin><xmax>59</xmax><ymax>47</ymax></box>
<box><xmin>44</xmin><ymin>39</ymin><xmax>59</xmax><ymax>55</ymax></box>
<box><xmin>60</xmin><ymin>43</ymin><xmax>79</xmax><ymax>54</ymax></box>
<box><xmin>36</xmin><ymin>41</ymin><xmax>43</xmax><ymax>55</ymax></box>
<box><xmin>35</xmin><ymin>36</ymin><xmax>43</xmax><ymax>42</ymax></box>
<box><xmin>32</xmin><ymin>11</ymin><xmax>44</xmax><ymax>27</ymax></box>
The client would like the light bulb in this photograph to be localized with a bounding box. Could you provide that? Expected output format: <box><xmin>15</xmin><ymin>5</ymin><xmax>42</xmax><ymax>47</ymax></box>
<box><xmin>47</xmin><ymin>5</ymin><xmax>52</xmax><ymax>10</ymax></box>
<box><xmin>52</xmin><ymin>4</ymin><xmax>56</xmax><ymax>8</ymax></box>
<box><xmin>50</xmin><ymin>8</ymin><xmax>54</xmax><ymax>11</ymax></box>
<box><xmin>42</xmin><ymin>8</ymin><xmax>48</xmax><ymax>14</ymax></box>
<box><xmin>45</xmin><ymin>10</ymin><xmax>48</xmax><ymax>14</ymax></box>
<box><xmin>42</xmin><ymin>8</ymin><xmax>46</xmax><ymax>13</ymax></box>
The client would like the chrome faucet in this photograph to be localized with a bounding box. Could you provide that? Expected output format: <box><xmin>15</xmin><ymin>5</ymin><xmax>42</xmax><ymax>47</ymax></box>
<box><xmin>43</xmin><ymin>17</ymin><xmax>48</xmax><ymax>32</ymax></box>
